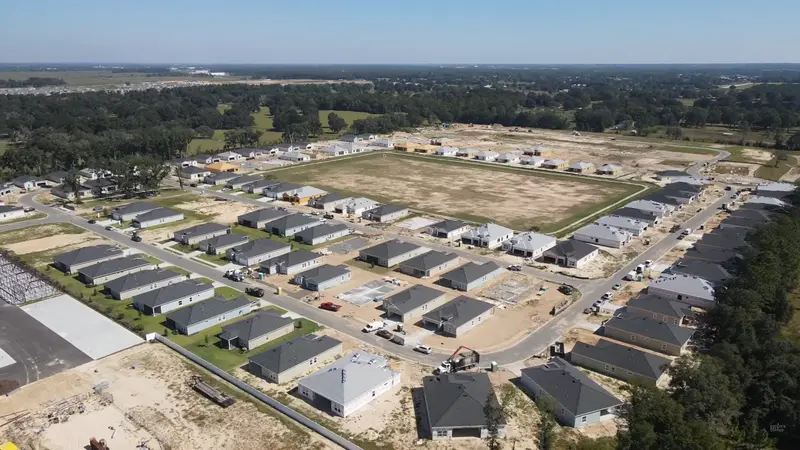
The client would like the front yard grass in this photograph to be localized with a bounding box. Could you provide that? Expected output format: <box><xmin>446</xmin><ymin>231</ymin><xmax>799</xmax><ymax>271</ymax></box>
<box><xmin>170</xmin><ymin>243</ymin><xmax>196</xmax><ymax>253</ymax></box>
<box><xmin>197</xmin><ymin>252</ymin><xmax>228</xmax><ymax>265</ymax></box>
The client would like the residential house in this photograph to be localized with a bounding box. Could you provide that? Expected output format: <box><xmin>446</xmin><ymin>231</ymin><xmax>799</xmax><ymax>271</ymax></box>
<box><xmin>362</xmin><ymin>204</ymin><xmax>409</xmax><ymax>223</ymax></box>
<box><xmin>0</xmin><ymin>205</ymin><xmax>25</xmax><ymax>222</ymax></box>
<box><xmin>594</xmin><ymin>216</ymin><xmax>649</xmax><ymax>236</ymax></box>
<box><xmin>279</xmin><ymin>152</ymin><xmax>312</xmax><ymax>162</ymax></box>
<box><xmin>297</xmin><ymin>351</ymin><xmax>402</xmax><ymax>417</ymax></box>
<box><xmin>438</xmin><ymin>262</ymin><xmax>504</xmax><ymax>292</ymax></box>
<box><xmin>455</xmin><ymin>148</ymin><xmax>476</xmax><ymax>158</ymax></box>
<box><xmin>625</xmin><ymin>200</ymin><xmax>675</xmax><ymax>217</ymax></box>
<box><xmin>423</xmin><ymin>373</ymin><xmax>507</xmax><ymax>440</ymax></box>
<box><xmin>435</xmin><ymin>146</ymin><xmax>459</xmax><ymax>156</ymax></box>
<box><xmin>393</xmin><ymin>142</ymin><xmax>417</xmax><ymax>152</ymax></box>
<box><xmin>399</xmin><ymin>251</ymin><xmax>460</xmax><ymax>278</ymax></box>
<box><xmin>337</xmin><ymin>197</ymin><xmax>379</xmax><ymax>216</ymax></box>
<box><xmin>291</xmin><ymin>142</ymin><xmax>313</xmax><ymax>151</ymax></box>
<box><xmin>295</xmin><ymin>223</ymin><xmax>352</xmax><ymax>246</ymax></box>
<box><xmin>520</xmin><ymin>358</ymin><xmax>623</xmax><ymax>428</ymax></box>
<box><xmin>461</xmin><ymin>223</ymin><xmax>513</xmax><ymax>249</ymax></box>
<box><xmin>655</xmin><ymin>170</ymin><xmax>693</xmax><ymax>183</ymax></box>
<box><xmin>53</xmin><ymin>244</ymin><xmax>124</xmax><ymax>274</ymax></box>
<box><xmin>497</xmin><ymin>152</ymin><xmax>521</xmax><ymax>164</ymax></box>
<box><xmin>226</xmin><ymin>175</ymin><xmax>263</xmax><ymax>190</ymax></box>
<box><xmin>415</xmin><ymin>144</ymin><xmax>438</xmax><ymax>154</ymax></box>
<box><xmin>165</xmin><ymin>296</ymin><xmax>252</xmax><ymax>335</ymax></box>
<box><xmin>51</xmin><ymin>184</ymin><xmax>94</xmax><ymax>201</ymax></box>
<box><xmin>12</xmin><ymin>175</ymin><xmax>48</xmax><ymax>191</ymax></box>
<box><xmin>754</xmin><ymin>181</ymin><xmax>796</xmax><ymax>199</ymax></box>
<box><xmin>682</xmin><ymin>244</ymin><xmax>743</xmax><ymax>266</ymax></box>
<box><xmin>206</xmin><ymin>162</ymin><xmax>241</xmax><ymax>173</ymax></box>
<box><xmin>82</xmin><ymin>178</ymin><xmax>118</xmax><ymax>196</ymax></box>
<box><xmin>244</xmin><ymin>179</ymin><xmax>281</xmax><ymax>195</ymax></box>
<box><xmin>294</xmin><ymin>264</ymin><xmax>352</xmax><ymax>291</ymax></box>
<box><xmin>602</xmin><ymin>315</ymin><xmax>695</xmax><ymax>356</ymax></box>
<box><xmin>625</xmin><ymin>294</ymin><xmax>696</xmax><ymax>327</ymax></box>
<box><xmin>196</xmin><ymin>233</ymin><xmax>249</xmax><ymax>255</ymax></box>
<box><xmin>227</xmin><ymin>239</ymin><xmax>291</xmax><ymax>266</ymax></box>
<box><xmin>531</xmin><ymin>145</ymin><xmax>552</xmax><ymax>156</ymax></box>
<box><xmin>573</xmin><ymin>224</ymin><xmax>632</xmax><ymax>248</ymax></box>
<box><xmin>339</xmin><ymin>135</ymin><xmax>362</xmax><ymax>143</ymax></box>
<box><xmin>104</xmin><ymin>269</ymin><xmax>185</xmax><ymax>300</ymax></box>
<box><xmin>541</xmin><ymin>159</ymin><xmax>569</xmax><ymax>170</ymax></box>
<box><xmin>665</xmin><ymin>259</ymin><xmax>733</xmax><ymax>285</ymax></box>
<box><xmin>263</xmin><ymin>182</ymin><xmax>303</xmax><ymax>199</ymax></box>
<box><xmin>264</xmin><ymin>213</ymin><xmax>322</xmax><ymax>237</ymax></box>
<box><xmin>570</xmin><ymin>339</ymin><xmax>672</xmax><ymax>387</ymax></box>
<box><xmin>567</xmin><ymin>161</ymin><xmax>595</xmax><ymax>173</ymax></box>
<box><xmin>520</xmin><ymin>155</ymin><xmax>545</xmax><ymax>167</ymax></box>
<box><xmin>218</xmin><ymin>310</ymin><xmax>294</xmax><ymax>351</ymax></box>
<box><xmin>382</xmin><ymin>285</ymin><xmax>448</xmax><ymax>323</ymax></box>
<box><xmin>232</xmin><ymin>148</ymin><xmax>265</xmax><ymax>159</ymax></box>
<box><xmin>597</xmin><ymin>164</ymin><xmax>621</xmax><ymax>175</ymax></box>
<box><xmin>283</xmin><ymin>186</ymin><xmax>328</xmax><ymax>205</ymax></box>
<box><xmin>427</xmin><ymin>219</ymin><xmax>471</xmax><ymax>241</ymax></box>
<box><xmin>542</xmin><ymin>240</ymin><xmax>600</xmax><ymax>268</ymax></box>
<box><xmin>78</xmin><ymin>256</ymin><xmax>153</xmax><ymax>285</ymax></box>
<box><xmin>319</xmin><ymin>145</ymin><xmax>349</xmax><ymax>157</ymax></box>
<box><xmin>194</xmin><ymin>154</ymin><xmax>217</xmax><ymax>165</ymax></box>
<box><xmin>356</xmin><ymin>134</ymin><xmax>376</xmax><ymax>141</ymax></box>
<box><xmin>260</xmin><ymin>250</ymin><xmax>323</xmax><ymax>275</ymax></box>
<box><xmin>373</xmin><ymin>138</ymin><xmax>394</xmax><ymax>148</ymax></box>
<box><xmin>178</xmin><ymin>166</ymin><xmax>210</xmax><ymax>181</ymax></box>
<box><xmin>431</xmin><ymin>137</ymin><xmax>456</xmax><ymax>146</ymax></box>
<box><xmin>203</xmin><ymin>172</ymin><xmax>239</xmax><ymax>185</ymax></box>
<box><xmin>502</xmin><ymin>232</ymin><xmax>557</xmax><ymax>258</ymax></box>
<box><xmin>359</xmin><ymin>240</ymin><xmax>430</xmax><ymax>268</ymax></box>
<box><xmin>310</xmin><ymin>193</ymin><xmax>352</xmax><ymax>211</ymax></box>
<box><xmin>647</xmin><ymin>274</ymin><xmax>716</xmax><ymax>309</ymax></box>
<box><xmin>422</xmin><ymin>295</ymin><xmax>495</xmax><ymax>336</ymax></box>
<box><xmin>728</xmin><ymin>208</ymin><xmax>775</xmax><ymax>223</ymax></box>
<box><xmin>46</xmin><ymin>171</ymin><xmax>68</xmax><ymax>185</ymax></box>
<box><xmin>216</xmin><ymin>151</ymin><xmax>244</xmax><ymax>162</ymax></box>
<box><xmin>658</xmin><ymin>186</ymin><xmax>699</xmax><ymax>203</ymax></box>
<box><xmin>611</xmin><ymin>207</ymin><xmax>662</xmax><ymax>225</ymax></box>
<box><xmin>719</xmin><ymin>217</ymin><xmax>762</xmax><ymax>230</ymax></box>
<box><xmin>248</xmin><ymin>334</ymin><xmax>343</xmax><ymax>384</ymax></box>
<box><xmin>173</xmin><ymin>223</ymin><xmax>229</xmax><ymax>246</ymax></box>
<box><xmin>0</xmin><ymin>183</ymin><xmax>18</xmax><ymax>197</ymax></box>
<box><xmin>132</xmin><ymin>208</ymin><xmax>184</xmax><ymax>229</ymax></box>
<box><xmin>640</xmin><ymin>193</ymin><xmax>684</xmax><ymax>209</ymax></box>
<box><xmin>111</xmin><ymin>202</ymin><xmax>160</xmax><ymax>221</ymax></box>
<box><xmin>474</xmin><ymin>151</ymin><xmax>499</xmax><ymax>162</ymax></box>
<box><xmin>237</xmin><ymin>208</ymin><xmax>290</xmax><ymax>229</ymax></box>
<box><xmin>742</xmin><ymin>195</ymin><xmax>788</xmax><ymax>209</ymax></box>
<box><xmin>133</xmin><ymin>280</ymin><xmax>214</xmax><ymax>316</ymax></box>
<box><xmin>78</xmin><ymin>168</ymin><xmax>109</xmax><ymax>181</ymax></box>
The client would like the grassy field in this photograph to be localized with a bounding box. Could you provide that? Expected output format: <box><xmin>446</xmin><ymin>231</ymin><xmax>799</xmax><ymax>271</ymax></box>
<box><xmin>754</xmin><ymin>156</ymin><xmax>796</xmax><ymax>181</ymax></box>
<box><xmin>197</xmin><ymin>252</ymin><xmax>228</xmax><ymax>265</ymax></box>
<box><xmin>268</xmin><ymin>153</ymin><xmax>644</xmax><ymax>232</ymax></box>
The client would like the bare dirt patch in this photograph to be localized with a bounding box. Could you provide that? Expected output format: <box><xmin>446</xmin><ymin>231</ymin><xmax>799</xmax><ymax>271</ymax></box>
<box><xmin>3</xmin><ymin>232</ymin><xmax>104</xmax><ymax>256</ymax></box>
<box><xmin>714</xmin><ymin>162</ymin><xmax>757</xmax><ymax>176</ymax></box>
<box><xmin>742</xmin><ymin>148</ymin><xmax>773</xmax><ymax>162</ymax></box>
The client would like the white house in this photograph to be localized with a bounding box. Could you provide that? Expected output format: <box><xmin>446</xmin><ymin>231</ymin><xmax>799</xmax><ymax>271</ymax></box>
<box><xmin>0</xmin><ymin>205</ymin><xmax>25</xmax><ymax>222</ymax></box>
<box><xmin>648</xmin><ymin>274</ymin><xmax>716</xmax><ymax>309</ymax></box>
<box><xmin>572</xmin><ymin>224</ymin><xmax>632</xmax><ymax>248</ymax></box>
<box><xmin>502</xmin><ymin>232</ymin><xmax>557</xmax><ymax>258</ymax></box>
<box><xmin>461</xmin><ymin>223</ymin><xmax>513</xmax><ymax>249</ymax></box>
<box><xmin>474</xmin><ymin>151</ymin><xmax>499</xmax><ymax>162</ymax></box>
<box><xmin>280</xmin><ymin>152</ymin><xmax>312</xmax><ymax>162</ymax></box>
<box><xmin>216</xmin><ymin>151</ymin><xmax>244</xmax><ymax>162</ymax></box>
<box><xmin>435</xmin><ymin>146</ymin><xmax>459</xmax><ymax>156</ymax></box>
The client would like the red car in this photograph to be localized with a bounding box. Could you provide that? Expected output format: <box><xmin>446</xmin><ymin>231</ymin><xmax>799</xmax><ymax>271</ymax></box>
<box><xmin>319</xmin><ymin>302</ymin><xmax>342</xmax><ymax>312</ymax></box>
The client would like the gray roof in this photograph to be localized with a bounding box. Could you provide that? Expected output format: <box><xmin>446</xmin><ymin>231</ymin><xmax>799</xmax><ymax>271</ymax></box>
<box><xmin>230</xmin><ymin>239</ymin><xmax>291</xmax><ymax>258</ymax></box>
<box><xmin>422</xmin><ymin>296</ymin><xmax>494</xmax><ymax>328</ymax></box>
<box><xmin>649</xmin><ymin>274</ymin><xmax>715</xmax><ymax>301</ymax></box>
<box><xmin>219</xmin><ymin>310</ymin><xmax>293</xmax><ymax>343</ymax></box>
<box><xmin>82</xmin><ymin>178</ymin><xmax>117</xmax><ymax>189</ymax></box>
<box><xmin>571</xmin><ymin>340</ymin><xmax>672</xmax><ymax>381</ymax></box>
<box><xmin>174</xmin><ymin>223</ymin><xmax>229</xmax><ymax>240</ymax></box>
<box><xmin>133</xmin><ymin>280</ymin><xmax>213</xmax><ymax>308</ymax></box>
<box><xmin>595</xmin><ymin>216</ymin><xmax>648</xmax><ymax>230</ymax></box>
<box><xmin>313</xmin><ymin>193</ymin><xmax>350</xmax><ymax>205</ymax></box>
<box><xmin>626</xmin><ymin>294</ymin><xmax>695</xmax><ymax>321</ymax></box>
<box><xmin>295</xmin><ymin>223</ymin><xmax>350</xmax><ymax>240</ymax></box>
<box><xmin>295</xmin><ymin>264</ymin><xmax>350</xmax><ymax>284</ymax></box>
<box><xmin>384</xmin><ymin>285</ymin><xmax>446</xmax><ymax>315</ymax></box>
<box><xmin>505</xmin><ymin>232</ymin><xmax>557</xmax><ymax>252</ymax></box>
<box><xmin>112</xmin><ymin>201</ymin><xmax>159</xmax><ymax>216</ymax></box>
<box><xmin>365</xmin><ymin>204</ymin><xmax>408</xmax><ymax>217</ymax></box>
<box><xmin>656</xmin><ymin>170</ymin><xmax>689</xmax><ymax>177</ymax></box>
<box><xmin>265</xmin><ymin>182</ymin><xmax>303</xmax><ymax>193</ymax></box>
<box><xmin>612</xmin><ymin>208</ymin><xmax>660</xmax><ymax>222</ymax></box>
<box><xmin>264</xmin><ymin>213</ymin><xmax>320</xmax><ymax>230</ymax></box>
<box><xmin>665</xmin><ymin>182</ymin><xmax>703</xmax><ymax>193</ymax></box>
<box><xmin>439</xmin><ymin>261</ymin><xmax>502</xmax><ymax>285</ymax></box>
<box><xmin>166</xmin><ymin>295</ymin><xmax>251</xmax><ymax>327</ymax></box>
<box><xmin>423</xmin><ymin>373</ymin><xmax>505</xmax><ymax>428</ymax></box>
<box><xmin>641</xmin><ymin>193</ymin><xmax>682</xmax><ymax>207</ymax></box>
<box><xmin>461</xmin><ymin>223</ymin><xmax>513</xmax><ymax>242</ymax></box>
<box><xmin>720</xmin><ymin>217</ymin><xmax>760</xmax><ymax>229</ymax></box>
<box><xmin>696</xmin><ymin>230</ymin><xmax>750</xmax><ymax>250</ymax></box>
<box><xmin>430</xmin><ymin>219</ymin><xmax>469</xmax><ymax>233</ymax></box>
<box><xmin>180</xmin><ymin>166</ymin><xmax>208</xmax><ymax>174</ymax></box>
<box><xmin>574</xmin><ymin>224</ymin><xmax>632</xmax><ymax>242</ymax></box>
<box><xmin>47</xmin><ymin>171</ymin><xmax>68</xmax><ymax>181</ymax></box>
<box><xmin>544</xmin><ymin>240</ymin><xmax>598</xmax><ymax>260</ymax></box>
<box><xmin>0</xmin><ymin>205</ymin><xmax>23</xmax><ymax>213</ymax></box>
<box><xmin>78</xmin><ymin>256</ymin><xmax>151</xmax><ymax>279</ymax></box>
<box><xmin>54</xmin><ymin>244</ymin><xmax>123</xmax><ymax>267</ymax></box>
<box><xmin>245</xmin><ymin>179</ymin><xmax>280</xmax><ymax>190</ymax></box>
<box><xmin>604</xmin><ymin>315</ymin><xmax>695</xmax><ymax>346</ymax></box>
<box><xmin>196</xmin><ymin>233</ymin><xmax>249</xmax><ymax>250</ymax></box>
<box><xmin>228</xmin><ymin>175</ymin><xmax>263</xmax><ymax>186</ymax></box>
<box><xmin>728</xmin><ymin>209</ymin><xmax>775</xmax><ymax>222</ymax></box>
<box><xmin>13</xmin><ymin>175</ymin><xmax>42</xmax><ymax>183</ymax></box>
<box><xmin>248</xmin><ymin>334</ymin><xmax>342</xmax><ymax>374</ymax></box>
<box><xmin>238</xmin><ymin>208</ymin><xmax>290</xmax><ymax>224</ymax></box>
<box><xmin>206</xmin><ymin>172</ymin><xmax>239</xmax><ymax>182</ymax></box>
<box><xmin>298</xmin><ymin>351</ymin><xmax>397</xmax><ymax>405</ymax></box>
<box><xmin>400</xmin><ymin>251</ymin><xmax>458</xmax><ymax>272</ymax></box>
<box><xmin>133</xmin><ymin>208</ymin><xmax>182</xmax><ymax>223</ymax></box>
<box><xmin>521</xmin><ymin>357</ymin><xmax>623</xmax><ymax>416</ymax></box>
<box><xmin>360</xmin><ymin>240</ymin><xmax>423</xmax><ymax>260</ymax></box>
<box><xmin>260</xmin><ymin>250</ymin><xmax>322</xmax><ymax>269</ymax></box>
<box><xmin>683</xmin><ymin>244</ymin><xmax>742</xmax><ymax>265</ymax></box>
<box><xmin>667</xmin><ymin>259</ymin><xmax>733</xmax><ymax>284</ymax></box>
<box><xmin>104</xmin><ymin>269</ymin><xmax>184</xmax><ymax>294</ymax></box>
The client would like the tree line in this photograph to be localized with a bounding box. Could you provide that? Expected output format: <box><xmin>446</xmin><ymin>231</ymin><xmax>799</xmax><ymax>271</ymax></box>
<box><xmin>0</xmin><ymin>77</ymin><xmax>66</xmax><ymax>88</ymax></box>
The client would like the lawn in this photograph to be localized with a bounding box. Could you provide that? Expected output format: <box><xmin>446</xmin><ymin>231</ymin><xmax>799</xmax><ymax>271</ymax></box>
<box><xmin>754</xmin><ymin>156</ymin><xmax>795</xmax><ymax>181</ymax></box>
<box><xmin>197</xmin><ymin>252</ymin><xmax>228</xmax><ymax>266</ymax></box>
<box><xmin>170</xmin><ymin>243</ymin><xmax>196</xmax><ymax>253</ymax></box>
<box><xmin>215</xmin><ymin>286</ymin><xmax>244</xmax><ymax>300</ymax></box>
<box><xmin>240</xmin><ymin>192</ymin><xmax>264</xmax><ymax>199</ymax></box>
<box><xmin>267</xmin><ymin>153</ymin><xmax>646</xmax><ymax>232</ymax></box>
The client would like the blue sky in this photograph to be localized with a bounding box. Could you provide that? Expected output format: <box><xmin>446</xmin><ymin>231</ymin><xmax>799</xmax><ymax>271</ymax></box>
<box><xmin>2</xmin><ymin>0</ymin><xmax>799</xmax><ymax>64</ymax></box>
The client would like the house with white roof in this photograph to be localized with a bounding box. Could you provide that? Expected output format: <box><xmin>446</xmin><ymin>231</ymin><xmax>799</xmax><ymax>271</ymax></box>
<box><xmin>573</xmin><ymin>224</ymin><xmax>632</xmax><ymax>248</ymax></box>
<box><xmin>647</xmin><ymin>274</ymin><xmax>716</xmax><ymax>309</ymax></box>
<box><xmin>336</xmin><ymin>197</ymin><xmax>379</xmax><ymax>216</ymax></box>
<box><xmin>597</xmin><ymin>164</ymin><xmax>621</xmax><ymax>175</ymax></box>
<box><xmin>319</xmin><ymin>146</ymin><xmax>349</xmax><ymax>157</ymax></box>
<box><xmin>456</xmin><ymin>148</ymin><xmax>476</xmax><ymax>158</ymax></box>
<box><xmin>497</xmin><ymin>152</ymin><xmax>521</xmax><ymax>164</ymax></box>
<box><xmin>594</xmin><ymin>216</ymin><xmax>649</xmax><ymax>236</ymax></box>
<box><xmin>280</xmin><ymin>152</ymin><xmax>312</xmax><ymax>162</ymax></box>
<box><xmin>461</xmin><ymin>223</ymin><xmax>513</xmax><ymax>249</ymax></box>
<box><xmin>435</xmin><ymin>146</ymin><xmax>459</xmax><ymax>156</ymax></box>
<box><xmin>502</xmin><ymin>232</ymin><xmax>557</xmax><ymax>258</ymax></box>
<box><xmin>474</xmin><ymin>151</ymin><xmax>499</xmax><ymax>162</ymax></box>
<box><xmin>520</xmin><ymin>155</ymin><xmax>545</xmax><ymax>167</ymax></box>
<box><xmin>625</xmin><ymin>199</ymin><xmax>675</xmax><ymax>217</ymax></box>
<box><xmin>216</xmin><ymin>151</ymin><xmax>244</xmax><ymax>162</ymax></box>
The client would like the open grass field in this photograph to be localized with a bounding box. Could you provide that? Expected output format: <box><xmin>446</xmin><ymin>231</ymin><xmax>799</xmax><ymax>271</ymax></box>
<box><xmin>269</xmin><ymin>153</ymin><xmax>644</xmax><ymax>232</ymax></box>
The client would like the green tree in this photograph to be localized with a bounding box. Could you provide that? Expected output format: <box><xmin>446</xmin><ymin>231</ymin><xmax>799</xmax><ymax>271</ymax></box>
<box><xmin>174</xmin><ymin>166</ymin><xmax>185</xmax><ymax>191</ymax></box>
<box><xmin>327</xmin><ymin>112</ymin><xmax>347</xmax><ymax>133</ymax></box>
<box><xmin>665</xmin><ymin>126</ymin><xmax>684</xmax><ymax>140</ymax></box>
<box><xmin>535</xmin><ymin>398</ymin><xmax>558</xmax><ymax>450</ymax></box>
<box><xmin>63</xmin><ymin>168</ymin><xmax>83</xmax><ymax>204</ymax></box>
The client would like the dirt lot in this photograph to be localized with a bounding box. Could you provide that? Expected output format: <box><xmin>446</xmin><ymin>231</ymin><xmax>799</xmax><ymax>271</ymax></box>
<box><xmin>270</xmin><ymin>153</ymin><xmax>640</xmax><ymax>232</ymax></box>
<box><xmin>0</xmin><ymin>224</ymin><xmax>112</xmax><ymax>265</ymax></box>
<box><xmin>0</xmin><ymin>344</ymin><xmax>331</xmax><ymax>450</ymax></box>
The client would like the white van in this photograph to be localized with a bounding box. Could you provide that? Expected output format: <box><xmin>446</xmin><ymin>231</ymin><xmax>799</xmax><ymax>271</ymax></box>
<box><xmin>362</xmin><ymin>321</ymin><xmax>385</xmax><ymax>333</ymax></box>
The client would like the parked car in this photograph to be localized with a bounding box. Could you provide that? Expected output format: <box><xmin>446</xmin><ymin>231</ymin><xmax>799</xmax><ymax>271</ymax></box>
<box><xmin>644</xmin><ymin>260</ymin><xmax>653</xmax><ymax>267</ymax></box>
<box><xmin>362</xmin><ymin>321</ymin><xmax>384</xmax><ymax>333</ymax></box>
<box><xmin>323</xmin><ymin>213</ymin><xmax>334</xmax><ymax>219</ymax></box>
<box><xmin>724</xmin><ymin>186</ymin><xmax>732</xmax><ymax>191</ymax></box>
<box><xmin>414</xmin><ymin>344</ymin><xmax>432</xmax><ymax>354</ymax></box>
<box><xmin>558</xmin><ymin>284</ymin><xmax>575</xmax><ymax>295</ymax></box>
<box><xmin>88</xmin><ymin>219</ymin><xmax>96</xmax><ymax>224</ymax></box>
<box><xmin>612</xmin><ymin>283</ymin><xmax>622</xmax><ymax>290</ymax></box>
<box><xmin>190</xmin><ymin>183</ymin><xmax>198</xmax><ymax>187</ymax></box>
<box><xmin>131</xmin><ymin>235</ymin><xmax>142</xmax><ymax>242</ymax></box>
<box><xmin>245</xmin><ymin>287</ymin><xmax>265</xmax><ymax>298</ymax></box>
<box><xmin>507</xmin><ymin>265</ymin><xmax>522</xmax><ymax>271</ymax></box>
<box><xmin>376</xmin><ymin>329</ymin><xmax>393</xmax><ymax>339</ymax></box>
<box><xmin>319</xmin><ymin>301</ymin><xmax>341</xmax><ymax>312</ymax></box>
<box><xmin>601</xmin><ymin>292</ymin><xmax>613</xmax><ymax>300</ymax></box>
<box><xmin>105</xmin><ymin>225</ymin><xmax>115</xmax><ymax>231</ymax></box>
<box><xmin>92</xmin><ymin>206</ymin><xmax>104</xmax><ymax>211</ymax></box>
<box><xmin>23</xmin><ymin>207</ymin><xmax>35</xmax><ymax>212</ymax></box>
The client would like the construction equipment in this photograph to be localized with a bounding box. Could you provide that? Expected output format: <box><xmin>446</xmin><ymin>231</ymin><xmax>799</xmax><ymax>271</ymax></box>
<box><xmin>435</xmin><ymin>346</ymin><xmax>481</xmax><ymax>374</ymax></box>
<box><xmin>188</xmin><ymin>376</ymin><xmax>235</xmax><ymax>408</ymax></box>
<box><xmin>224</xmin><ymin>269</ymin><xmax>244</xmax><ymax>282</ymax></box>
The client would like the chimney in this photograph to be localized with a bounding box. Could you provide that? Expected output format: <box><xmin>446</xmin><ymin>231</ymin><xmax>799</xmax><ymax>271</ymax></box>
<box><xmin>341</xmin><ymin>369</ymin><xmax>347</xmax><ymax>384</ymax></box>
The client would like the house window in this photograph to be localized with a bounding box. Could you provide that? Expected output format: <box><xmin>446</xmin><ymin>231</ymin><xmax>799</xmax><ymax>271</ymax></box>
<box><xmin>610</xmin><ymin>366</ymin><xmax>616</xmax><ymax>373</ymax></box>
<box><xmin>630</xmin><ymin>335</ymin><xmax>636</xmax><ymax>341</ymax></box>
<box><xmin>178</xmin><ymin>300</ymin><xmax>183</xmax><ymax>306</ymax></box>
<box><xmin>435</xmin><ymin>430</ymin><xmax>448</xmax><ymax>438</ymax></box>
<box><xmin>661</xmin><ymin>343</ymin><xmax>667</xmax><ymax>350</ymax></box>
<box><xmin>581</xmin><ymin>416</ymin><xmax>587</xmax><ymax>423</ymax></box>
<box><xmin>677</xmin><ymin>294</ymin><xmax>683</xmax><ymax>300</ymax></box>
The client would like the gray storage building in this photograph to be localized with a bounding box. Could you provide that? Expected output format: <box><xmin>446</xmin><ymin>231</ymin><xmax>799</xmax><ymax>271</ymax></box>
<box><xmin>422</xmin><ymin>296</ymin><xmax>495</xmax><ymax>336</ymax></box>
<box><xmin>260</xmin><ymin>250</ymin><xmax>323</xmax><ymax>275</ymax></box>
<box><xmin>78</xmin><ymin>256</ymin><xmax>153</xmax><ymax>285</ymax></box>
<box><xmin>294</xmin><ymin>264</ymin><xmax>352</xmax><ymax>291</ymax></box>
<box><xmin>359</xmin><ymin>240</ymin><xmax>430</xmax><ymax>268</ymax></box>
<box><xmin>438</xmin><ymin>261</ymin><xmax>503</xmax><ymax>291</ymax></box>
<box><xmin>53</xmin><ymin>244</ymin><xmax>124</xmax><ymax>274</ymax></box>
<box><xmin>173</xmin><ymin>223</ymin><xmax>230</xmax><ymax>245</ymax></box>
<box><xmin>104</xmin><ymin>269</ymin><xmax>185</xmax><ymax>300</ymax></box>
<box><xmin>294</xmin><ymin>223</ymin><xmax>352</xmax><ymax>246</ymax></box>
<box><xmin>166</xmin><ymin>296</ymin><xmax>253</xmax><ymax>335</ymax></box>
<box><xmin>398</xmin><ymin>251</ymin><xmax>460</xmax><ymax>278</ymax></box>
<box><xmin>383</xmin><ymin>284</ymin><xmax>448</xmax><ymax>323</ymax></box>
<box><xmin>132</xmin><ymin>280</ymin><xmax>215</xmax><ymax>316</ymax></box>
<box><xmin>218</xmin><ymin>310</ymin><xmax>294</xmax><ymax>351</ymax></box>
<box><xmin>237</xmin><ymin>208</ymin><xmax>291</xmax><ymax>229</ymax></box>
<box><xmin>423</xmin><ymin>373</ymin><xmax>507</xmax><ymax>440</ymax></box>
<box><xmin>248</xmin><ymin>334</ymin><xmax>343</xmax><ymax>384</ymax></box>
<box><xmin>226</xmin><ymin>239</ymin><xmax>291</xmax><ymax>266</ymax></box>
<box><xmin>570</xmin><ymin>339</ymin><xmax>672</xmax><ymax>386</ymax></box>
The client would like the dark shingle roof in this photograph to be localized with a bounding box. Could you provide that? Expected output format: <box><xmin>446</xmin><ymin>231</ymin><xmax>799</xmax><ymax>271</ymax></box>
<box><xmin>365</xmin><ymin>204</ymin><xmax>408</xmax><ymax>217</ymax></box>
<box><xmin>612</xmin><ymin>208</ymin><xmax>660</xmax><ymax>222</ymax></box>
<box><xmin>230</xmin><ymin>239</ymin><xmax>290</xmax><ymax>257</ymax></box>
<box><xmin>656</xmin><ymin>170</ymin><xmax>690</xmax><ymax>177</ymax></box>
<box><xmin>166</xmin><ymin>296</ymin><xmax>251</xmax><ymax>327</ymax></box>
<box><xmin>667</xmin><ymin>259</ymin><xmax>733</xmax><ymax>284</ymax></box>
<box><xmin>218</xmin><ymin>310</ymin><xmax>293</xmax><ymax>343</ymax></box>
<box><xmin>260</xmin><ymin>250</ymin><xmax>322</xmax><ymax>269</ymax></box>
<box><xmin>295</xmin><ymin>223</ymin><xmax>350</xmax><ymax>241</ymax></box>
<box><xmin>0</xmin><ymin>205</ymin><xmax>24</xmax><ymax>213</ymax></box>
<box><xmin>133</xmin><ymin>280</ymin><xmax>214</xmax><ymax>308</ymax></box>
<box><xmin>571</xmin><ymin>340</ymin><xmax>672</xmax><ymax>381</ymax></box>
<box><xmin>264</xmin><ymin>213</ymin><xmax>320</xmax><ymax>230</ymax></box>
<box><xmin>439</xmin><ymin>261</ymin><xmax>501</xmax><ymax>284</ymax></box>
<box><xmin>248</xmin><ymin>334</ymin><xmax>342</xmax><ymax>374</ymax></box>
<box><xmin>174</xmin><ymin>223</ymin><xmax>229</xmax><ymax>240</ymax></box>
<box><xmin>423</xmin><ymin>373</ymin><xmax>505</xmax><ymax>428</ymax></box>
<box><xmin>400</xmin><ymin>251</ymin><xmax>458</xmax><ymax>272</ymax></box>
<box><xmin>544</xmin><ymin>240</ymin><xmax>598</xmax><ymax>260</ymax></box>
<box><xmin>521</xmin><ymin>357</ymin><xmax>623</xmax><ymax>416</ymax></box>
<box><xmin>180</xmin><ymin>166</ymin><xmax>208</xmax><ymax>174</ymax></box>
<box><xmin>133</xmin><ymin>208</ymin><xmax>182</xmax><ymax>223</ymax></box>
<box><xmin>78</xmin><ymin>256</ymin><xmax>151</xmax><ymax>279</ymax></box>
<box><xmin>104</xmin><ymin>269</ymin><xmax>184</xmax><ymax>294</ymax></box>
<box><xmin>360</xmin><ymin>240</ymin><xmax>422</xmax><ymax>260</ymax></box>
<box><xmin>422</xmin><ymin>296</ymin><xmax>494</xmax><ymax>328</ymax></box>
<box><xmin>430</xmin><ymin>219</ymin><xmax>469</xmax><ymax>233</ymax></box>
<box><xmin>238</xmin><ymin>208</ymin><xmax>290</xmax><ymax>224</ymax></box>
<box><xmin>112</xmin><ymin>201</ymin><xmax>159</xmax><ymax>216</ymax></box>
<box><xmin>626</xmin><ymin>294</ymin><xmax>695</xmax><ymax>322</ymax></box>
<box><xmin>683</xmin><ymin>244</ymin><xmax>742</xmax><ymax>265</ymax></box>
<box><xmin>295</xmin><ymin>264</ymin><xmax>350</xmax><ymax>284</ymax></box>
<box><xmin>641</xmin><ymin>193</ymin><xmax>683</xmax><ymax>207</ymax></box>
<box><xmin>196</xmin><ymin>233</ymin><xmax>248</xmax><ymax>250</ymax></box>
<box><xmin>696</xmin><ymin>231</ymin><xmax>750</xmax><ymax>250</ymax></box>
<box><xmin>384</xmin><ymin>285</ymin><xmax>445</xmax><ymax>315</ymax></box>
<box><xmin>206</xmin><ymin>172</ymin><xmax>239</xmax><ymax>182</ymax></box>
<box><xmin>604</xmin><ymin>315</ymin><xmax>695</xmax><ymax>346</ymax></box>
<box><xmin>54</xmin><ymin>245</ymin><xmax>123</xmax><ymax>267</ymax></box>
<box><xmin>313</xmin><ymin>193</ymin><xmax>350</xmax><ymax>204</ymax></box>
<box><xmin>228</xmin><ymin>175</ymin><xmax>263</xmax><ymax>186</ymax></box>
